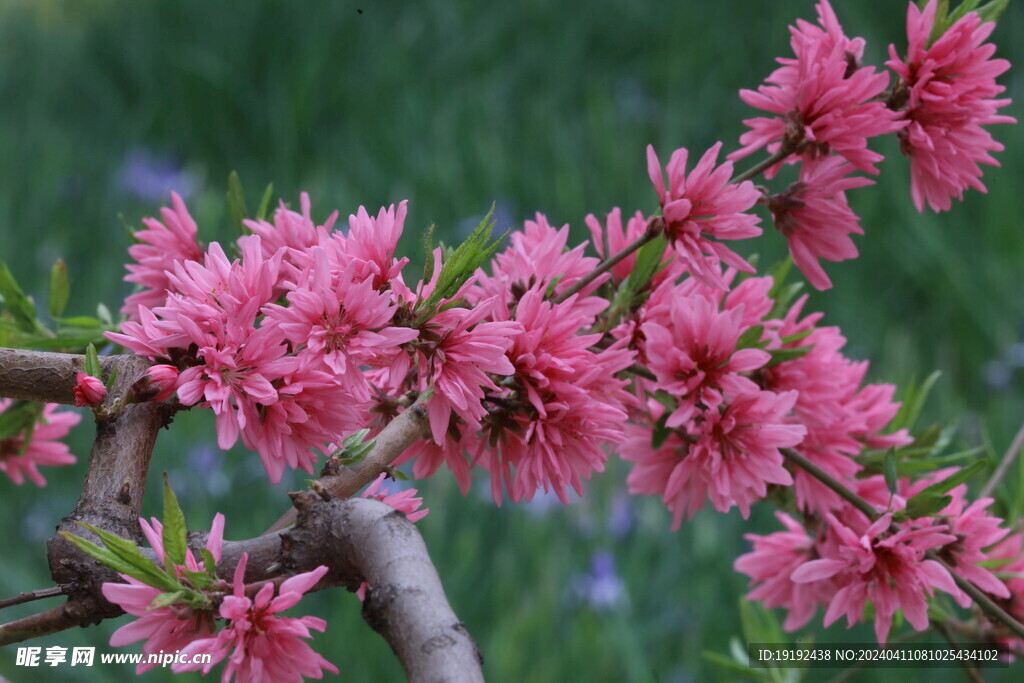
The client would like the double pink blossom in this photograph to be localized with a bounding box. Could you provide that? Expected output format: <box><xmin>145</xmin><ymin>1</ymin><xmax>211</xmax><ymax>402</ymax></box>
<box><xmin>102</xmin><ymin>513</ymin><xmax>225</xmax><ymax>674</ymax></box>
<box><xmin>731</xmin><ymin>0</ymin><xmax>904</xmax><ymax>175</ymax></box>
<box><xmin>646</xmin><ymin>143</ymin><xmax>762</xmax><ymax>290</ymax></box>
<box><xmin>0</xmin><ymin>400</ymin><xmax>80</xmax><ymax>486</ymax></box>
<box><xmin>174</xmin><ymin>554</ymin><xmax>337</xmax><ymax>682</ymax></box>
<box><xmin>887</xmin><ymin>0</ymin><xmax>1015</xmax><ymax>212</ymax></box>
<box><xmin>120</xmin><ymin>191</ymin><xmax>204</xmax><ymax>318</ymax></box>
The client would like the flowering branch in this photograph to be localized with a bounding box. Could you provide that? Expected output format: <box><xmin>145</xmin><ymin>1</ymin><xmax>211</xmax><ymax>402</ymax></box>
<box><xmin>777</xmin><ymin>449</ymin><xmax>1024</xmax><ymax>641</ymax></box>
<box><xmin>730</xmin><ymin>148</ymin><xmax>791</xmax><ymax>184</ymax></box>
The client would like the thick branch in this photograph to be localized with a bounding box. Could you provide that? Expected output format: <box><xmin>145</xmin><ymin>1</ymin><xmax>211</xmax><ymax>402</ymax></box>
<box><xmin>0</xmin><ymin>348</ymin><xmax>120</xmax><ymax>404</ymax></box>
<box><xmin>3</xmin><ymin>496</ymin><xmax>485</xmax><ymax>682</ymax></box>
<box><xmin>265</xmin><ymin>394</ymin><xmax>432</xmax><ymax>534</ymax></box>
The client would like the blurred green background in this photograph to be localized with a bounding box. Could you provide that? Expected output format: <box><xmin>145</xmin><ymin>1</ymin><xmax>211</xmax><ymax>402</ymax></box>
<box><xmin>1</xmin><ymin>0</ymin><xmax>1023</xmax><ymax>680</ymax></box>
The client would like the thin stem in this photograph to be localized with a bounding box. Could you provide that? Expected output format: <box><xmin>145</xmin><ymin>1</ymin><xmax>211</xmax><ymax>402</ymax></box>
<box><xmin>928</xmin><ymin>552</ymin><xmax>1024</xmax><ymax>641</ymax></box>
<box><xmin>553</xmin><ymin>226</ymin><xmax>659</xmax><ymax>304</ymax></box>
<box><xmin>0</xmin><ymin>586</ymin><xmax>66</xmax><ymax>611</ymax></box>
<box><xmin>731</xmin><ymin>148</ymin><xmax>790</xmax><ymax>185</ymax></box>
<box><xmin>932</xmin><ymin>619</ymin><xmax>984</xmax><ymax>683</ymax></box>
<box><xmin>780</xmin><ymin>448</ymin><xmax>880</xmax><ymax>520</ymax></box>
<box><xmin>980</xmin><ymin>420</ymin><xmax>1024</xmax><ymax>499</ymax></box>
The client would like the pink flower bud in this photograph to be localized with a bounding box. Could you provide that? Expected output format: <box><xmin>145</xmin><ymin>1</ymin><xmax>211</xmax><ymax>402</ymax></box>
<box><xmin>131</xmin><ymin>364</ymin><xmax>179</xmax><ymax>402</ymax></box>
<box><xmin>73</xmin><ymin>372</ymin><xmax>107</xmax><ymax>407</ymax></box>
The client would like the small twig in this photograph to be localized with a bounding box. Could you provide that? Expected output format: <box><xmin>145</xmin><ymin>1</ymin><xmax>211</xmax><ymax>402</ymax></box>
<box><xmin>980</xmin><ymin>420</ymin><xmax>1024</xmax><ymax>499</ymax></box>
<box><xmin>730</xmin><ymin>148</ymin><xmax>791</xmax><ymax>185</ymax></box>
<box><xmin>263</xmin><ymin>393</ymin><xmax>432</xmax><ymax>534</ymax></box>
<box><xmin>932</xmin><ymin>619</ymin><xmax>984</xmax><ymax>683</ymax></box>
<box><xmin>0</xmin><ymin>586</ymin><xmax>66</xmax><ymax>611</ymax></box>
<box><xmin>780</xmin><ymin>448</ymin><xmax>880</xmax><ymax>520</ymax></box>
<box><xmin>553</xmin><ymin>223</ymin><xmax>661</xmax><ymax>305</ymax></box>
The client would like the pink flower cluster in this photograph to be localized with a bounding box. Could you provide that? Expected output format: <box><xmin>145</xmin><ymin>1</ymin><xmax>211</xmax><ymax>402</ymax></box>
<box><xmin>887</xmin><ymin>0</ymin><xmax>1015</xmax><ymax>213</ymax></box>
<box><xmin>737</xmin><ymin>472</ymin><xmax>1014</xmax><ymax>643</ymax></box>
<box><xmin>0</xmin><ymin>399</ymin><xmax>79</xmax><ymax>486</ymax></box>
<box><xmin>102</xmin><ymin>512</ymin><xmax>336</xmax><ymax>681</ymax></box>
<box><xmin>616</xmin><ymin>265</ymin><xmax>909</xmax><ymax>528</ymax></box>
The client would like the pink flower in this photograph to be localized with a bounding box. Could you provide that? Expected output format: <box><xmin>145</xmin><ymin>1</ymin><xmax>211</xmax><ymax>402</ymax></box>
<box><xmin>471</xmin><ymin>213</ymin><xmax>606</xmax><ymax>314</ymax></box>
<box><xmin>475</xmin><ymin>289</ymin><xmax>634</xmax><ymax>504</ymax></box>
<box><xmin>641</xmin><ymin>288</ymin><xmax>770</xmax><ymax>426</ymax></box>
<box><xmin>333</xmin><ymin>202</ymin><xmax>410</xmax><ymax>290</ymax></box>
<box><xmin>397</xmin><ymin>299</ymin><xmax>518</xmax><ymax>492</ymax></box>
<box><xmin>121</xmin><ymin>192</ymin><xmax>205</xmax><ymax>318</ymax></box>
<box><xmin>792</xmin><ymin>512</ymin><xmax>958</xmax><ymax>643</ymax></box>
<box><xmin>102</xmin><ymin>513</ymin><xmax>225</xmax><ymax>674</ymax></box>
<box><xmin>735</xmin><ymin>512</ymin><xmax>833</xmax><ymax>631</ymax></box>
<box><xmin>768</xmin><ymin>157</ymin><xmax>873</xmax><ymax>290</ymax></box>
<box><xmin>174</xmin><ymin>554</ymin><xmax>337</xmax><ymax>682</ymax></box>
<box><xmin>245</xmin><ymin>192</ymin><xmax>338</xmax><ymax>288</ymax></box>
<box><xmin>646</xmin><ymin>143</ymin><xmax>762</xmax><ymax>290</ymax></box>
<box><xmin>0</xmin><ymin>400</ymin><xmax>80</xmax><ymax>486</ymax></box>
<box><xmin>763</xmin><ymin>300</ymin><xmax>910</xmax><ymax>514</ymax></box>
<box><xmin>585</xmin><ymin>208</ymin><xmax>663</xmax><ymax>283</ymax></box>
<box><xmin>263</xmin><ymin>248</ymin><xmax>417</xmax><ymax>382</ymax></box>
<box><xmin>731</xmin><ymin>0</ymin><xmax>904</xmax><ymax>175</ymax></box>
<box><xmin>240</xmin><ymin>357</ymin><xmax>367</xmax><ymax>484</ymax></box>
<box><xmin>886</xmin><ymin>0</ymin><xmax>1015</xmax><ymax>212</ymax></box>
<box><xmin>624</xmin><ymin>390</ymin><xmax>804</xmax><ymax>527</ymax></box>
<box><xmin>73</xmin><ymin>372</ymin><xmax>107</xmax><ymax>407</ymax></box>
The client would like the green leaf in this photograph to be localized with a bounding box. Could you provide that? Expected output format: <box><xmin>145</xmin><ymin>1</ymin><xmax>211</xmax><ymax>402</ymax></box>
<box><xmin>739</xmin><ymin>597</ymin><xmax>785</xmax><ymax>646</ymax></box>
<box><xmin>416</xmin><ymin>204</ymin><xmax>508</xmax><ymax>319</ymax></box>
<box><xmin>0</xmin><ymin>261</ymin><xmax>41</xmax><ymax>333</ymax></box>
<box><xmin>104</xmin><ymin>366</ymin><xmax>119</xmax><ymax>391</ymax></box>
<box><xmin>148</xmin><ymin>591</ymin><xmax>185</xmax><ymax>611</ymax></box>
<box><xmin>200</xmin><ymin>549</ymin><xmax>219</xmax><ymax>577</ymax></box>
<box><xmin>180</xmin><ymin>569</ymin><xmax>214</xmax><ymax>590</ymax></box>
<box><xmin>161</xmin><ymin>474</ymin><xmax>188</xmax><ymax>567</ymax></box>
<box><xmin>912</xmin><ymin>460</ymin><xmax>989</xmax><ymax>498</ymax></box>
<box><xmin>765</xmin><ymin>346</ymin><xmax>812</xmax><ymax>368</ymax></box>
<box><xmin>48</xmin><ymin>259</ymin><xmax>70</xmax><ymax>319</ymax></box>
<box><xmin>58</xmin><ymin>316</ymin><xmax>103</xmax><ymax>328</ymax></box>
<box><xmin>390</xmin><ymin>469</ymin><xmax>410</xmax><ymax>482</ymax></box>
<box><xmin>337</xmin><ymin>429</ymin><xmax>376</xmax><ymax>466</ymax></box>
<box><xmin>0</xmin><ymin>400</ymin><xmax>42</xmax><ymax>441</ymax></box>
<box><xmin>890</xmin><ymin>371</ymin><xmax>941</xmax><ymax>434</ymax></box>
<box><xmin>975</xmin><ymin>0</ymin><xmax>1012</xmax><ymax>24</ymax></box>
<box><xmin>903</xmin><ymin>492</ymin><xmax>953</xmax><ymax>519</ymax></box>
<box><xmin>256</xmin><ymin>182</ymin><xmax>274</xmax><ymax>221</ymax></box>
<box><xmin>766</xmin><ymin>255</ymin><xmax>794</xmax><ymax>299</ymax></box>
<box><xmin>97</xmin><ymin>303</ymin><xmax>113</xmax><ymax>327</ymax></box>
<box><xmin>60</xmin><ymin>532</ymin><xmax>149</xmax><ymax>579</ymax></box>
<box><xmin>76</xmin><ymin>522</ymin><xmax>181</xmax><ymax>592</ymax></box>
<box><xmin>883</xmin><ymin>448</ymin><xmax>898</xmax><ymax>493</ymax></box>
<box><xmin>702</xmin><ymin>651</ymin><xmax>773</xmax><ymax>680</ymax></box>
<box><xmin>226</xmin><ymin>171</ymin><xmax>249</xmax><ymax>235</ymax></box>
<box><xmin>736</xmin><ymin>325</ymin><xmax>766</xmax><ymax>351</ymax></box>
<box><xmin>84</xmin><ymin>343</ymin><xmax>102</xmax><ymax>379</ymax></box>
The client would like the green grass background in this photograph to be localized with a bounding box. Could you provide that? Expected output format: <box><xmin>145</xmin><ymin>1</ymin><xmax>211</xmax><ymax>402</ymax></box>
<box><xmin>1</xmin><ymin>0</ymin><xmax>1023</xmax><ymax>680</ymax></box>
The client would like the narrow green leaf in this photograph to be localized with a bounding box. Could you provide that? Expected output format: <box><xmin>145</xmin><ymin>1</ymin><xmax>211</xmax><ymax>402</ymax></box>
<box><xmin>766</xmin><ymin>255</ymin><xmax>794</xmax><ymax>299</ymax></box>
<box><xmin>891</xmin><ymin>371</ymin><xmax>941</xmax><ymax>433</ymax></box>
<box><xmin>180</xmin><ymin>570</ymin><xmax>214</xmax><ymax>590</ymax></box>
<box><xmin>883</xmin><ymin>448</ymin><xmax>898</xmax><ymax>493</ymax></box>
<box><xmin>975</xmin><ymin>0</ymin><xmax>1011</xmax><ymax>23</ymax></box>
<box><xmin>905</xmin><ymin>492</ymin><xmax>953</xmax><ymax>519</ymax></box>
<box><xmin>60</xmin><ymin>532</ymin><xmax>146</xmax><ymax>578</ymax></box>
<box><xmin>0</xmin><ymin>261</ymin><xmax>41</xmax><ymax>333</ymax></box>
<box><xmin>736</xmin><ymin>324</ymin><xmax>766</xmax><ymax>351</ymax></box>
<box><xmin>766</xmin><ymin>346</ymin><xmax>813</xmax><ymax>368</ymax></box>
<box><xmin>161</xmin><ymin>474</ymin><xmax>188</xmax><ymax>567</ymax></box>
<box><xmin>77</xmin><ymin>522</ymin><xmax>181</xmax><ymax>592</ymax></box>
<box><xmin>702</xmin><ymin>652</ymin><xmax>772</xmax><ymax>680</ymax></box>
<box><xmin>226</xmin><ymin>171</ymin><xmax>248</xmax><ymax>235</ymax></box>
<box><xmin>651</xmin><ymin>413</ymin><xmax>672</xmax><ymax>449</ymax></box>
<box><xmin>48</xmin><ymin>259</ymin><xmax>70</xmax><ymax>319</ymax></box>
<box><xmin>256</xmin><ymin>182</ymin><xmax>274</xmax><ymax>222</ymax></box>
<box><xmin>148</xmin><ymin>591</ymin><xmax>185</xmax><ymax>611</ymax></box>
<box><xmin>912</xmin><ymin>460</ymin><xmax>989</xmax><ymax>498</ymax></box>
<box><xmin>84</xmin><ymin>343</ymin><xmax>102</xmax><ymax>379</ymax></box>
<box><xmin>58</xmin><ymin>316</ymin><xmax>103</xmax><ymax>328</ymax></box>
<box><xmin>97</xmin><ymin>302</ymin><xmax>113</xmax><ymax>326</ymax></box>
<box><xmin>200</xmin><ymin>549</ymin><xmax>219</xmax><ymax>577</ymax></box>
<box><xmin>390</xmin><ymin>469</ymin><xmax>411</xmax><ymax>482</ymax></box>
<box><xmin>104</xmin><ymin>366</ymin><xmax>119</xmax><ymax>391</ymax></box>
